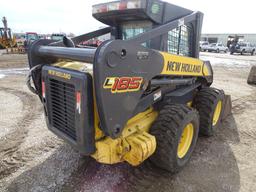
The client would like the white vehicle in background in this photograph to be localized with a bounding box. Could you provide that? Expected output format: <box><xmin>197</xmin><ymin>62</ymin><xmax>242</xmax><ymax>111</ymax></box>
<box><xmin>200</xmin><ymin>41</ymin><xmax>209</xmax><ymax>52</ymax></box>
<box><xmin>207</xmin><ymin>43</ymin><xmax>228</xmax><ymax>53</ymax></box>
<box><xmin>230</xmin><ymin>42</ymin><xmax>255</xmax><ymax>55</ymax></box>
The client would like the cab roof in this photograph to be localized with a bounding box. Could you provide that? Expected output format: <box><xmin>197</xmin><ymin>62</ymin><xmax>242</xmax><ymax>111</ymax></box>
<box><xmin>92</xmin><ymin>0</ymin><xmax>193</xmax><ymax>26</ymax></box>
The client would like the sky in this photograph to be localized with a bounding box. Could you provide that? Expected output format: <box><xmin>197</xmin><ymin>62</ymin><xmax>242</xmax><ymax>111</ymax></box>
<box><xmin>0</xmin><ymin>0</ymin><xmax>255</xmax><ymax>36</ymax></box>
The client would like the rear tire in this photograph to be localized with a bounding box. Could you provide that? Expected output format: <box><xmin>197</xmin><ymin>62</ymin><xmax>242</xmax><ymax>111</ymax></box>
<box><xmin>251</xmin><ymin>50</ymin><xmax>255</xmax><ymax>56</ymax></box>
<box><xmin>150</xmin><ymin>104</ymin><xmax>199</xmax><ymax>173</ymax></box>
<box><xmin>193</xmin><ymin>87</ymin><xmax>224</xmax><ymax>136</ymax></box>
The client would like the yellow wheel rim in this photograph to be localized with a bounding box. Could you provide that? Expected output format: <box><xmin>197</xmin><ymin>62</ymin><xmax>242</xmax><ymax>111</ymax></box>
<box><xmin>177</xmin><ymin>123</ymin><xmax>194</xmax><ymax>159</ymax></box>
<box><xmin>212</xmin><ymin>101</ymin><xmax>222</xmax><ymax>126</ymax></box>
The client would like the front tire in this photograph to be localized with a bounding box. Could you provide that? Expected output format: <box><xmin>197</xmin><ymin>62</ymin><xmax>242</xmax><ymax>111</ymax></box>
<box><xmin>150</xmin><ymin>104</ymin><xmax>199</xmax><ymax>173</ymax></box>
<box><xmin>193</xmin><ymin>87</ymin><xmax>224</xmax><ymax>136</ymax></box>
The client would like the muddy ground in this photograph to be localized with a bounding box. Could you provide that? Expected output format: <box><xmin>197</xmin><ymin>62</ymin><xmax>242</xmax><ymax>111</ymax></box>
<box><xmin>0</xmin><ymin>52</ymin><xmax>255</xmax><ymax>192</ymax></box>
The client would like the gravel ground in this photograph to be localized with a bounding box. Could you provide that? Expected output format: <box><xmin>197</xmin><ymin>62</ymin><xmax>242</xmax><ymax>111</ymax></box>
<box><xmin>0</xmin><ymin>52</ymin><xmax>255</xmax><ymax>192</ymax></box>
<box><xmin>0</xmin><ymin>51</ymin><xmax>28</xmax><ymax>69</ymax></box>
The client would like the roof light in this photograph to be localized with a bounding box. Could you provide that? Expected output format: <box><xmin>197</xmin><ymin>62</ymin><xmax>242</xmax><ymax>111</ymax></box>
<box><xmin>101</xmin><ymin>5</ymin><xmax>108</xmax><ymax>12</ymax></box>
<box><xmin>127</xmin><ymin>0</ymin><xmax>141</xmax><ymax>9</ymax></box>
<box><xmin>92</xmin><ymin>4</ymin><xmax>107</xmax><ymax>14</ymax></box>
<box><xmin>119</xmin><ymin>2</ymin><xmax>127</xmax><ymax>10</ymax></box>
<box><xmin>107</xmin><ymin>2</ymin><xmax>120</xmax><ymax>11</ymax></box>
<box><xmin>92</xmin><ymin>0</ymin><xmax>141</xmax><ymax>14</ymax></box>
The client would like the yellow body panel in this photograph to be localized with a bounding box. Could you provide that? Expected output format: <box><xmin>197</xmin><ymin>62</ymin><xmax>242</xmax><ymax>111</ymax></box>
<box><xmin>91</xmin><ymin>137</ymin><xmax>123</xmax><ymax>164</ymax></box>
<box><xmin>53</xmin><ymin>61</ymin><xmax>93</xmax><ymax>74</ymax></box>
<box><xmin>123</xmin><ymin>132</ymin><xmax>156</xmax><ymax>166</ymax></box>
<box><xmin>92</xmin><ymin>108</ymin><xmax>158</xmax><ymax>165</ymax></box>
<box><xmin>160</xmin><ymin>52</ymin><xmax>210</xmax><ymax>76</ymax></box>
<box><xmin>121</xmin><ymin>107</ymin><xmax>158</xmax><ymax>137</ymax></box>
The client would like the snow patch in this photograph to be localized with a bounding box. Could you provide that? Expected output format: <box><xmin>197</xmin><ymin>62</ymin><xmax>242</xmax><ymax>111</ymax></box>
<box><xmin>0</xmin><ymin>67</ymin><xmax>29</xmax><ymax>75</ymax></box>
<box><xmin>0</xmin><ymin>74</ymin><xmax>6</xmax><ymax>79</ymax></box>
<box><xmin>200</xmin><ymin>55</ymin><xmax>256</xmax><ymax>68</ymax></box>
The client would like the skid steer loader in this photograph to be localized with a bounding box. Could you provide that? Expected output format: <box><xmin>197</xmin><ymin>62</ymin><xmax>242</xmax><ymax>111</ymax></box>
<box><xmin>27</xmin><ymin>0</ymin><xmax>227</xmax><ymax>172</ymax></box>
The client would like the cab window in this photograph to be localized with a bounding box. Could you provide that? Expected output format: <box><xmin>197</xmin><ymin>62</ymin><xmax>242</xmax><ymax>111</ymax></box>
<box><xmin>121</xmin><ymin>20</ymin><xmax>152</xmax><ymax>47</ymax></box>
<box><xmin>167</xmin><ymin>25</ymin><xmax>193</xmax><ymax>56</ymax></box>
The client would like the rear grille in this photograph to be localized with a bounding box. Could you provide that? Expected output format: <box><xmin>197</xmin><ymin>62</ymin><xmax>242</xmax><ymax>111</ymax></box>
<box><xmin>49</xmin><ymin>78</ymin><xmax>77</xmax><ymax>141</ymax></box>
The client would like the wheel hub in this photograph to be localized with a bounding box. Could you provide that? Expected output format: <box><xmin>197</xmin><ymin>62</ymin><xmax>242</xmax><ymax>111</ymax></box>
<box><xmin>177</xmin><ymin>123</ymin><xmax>194</xmax><ymax>159</ymax></box>
<box><xmin>212</xmin><ymin>101</ymin><xmax>222</xmax><ymax>126</ymax></box>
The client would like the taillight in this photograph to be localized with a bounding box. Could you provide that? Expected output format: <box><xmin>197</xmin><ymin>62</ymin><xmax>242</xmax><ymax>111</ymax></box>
<box><xmin>76</xmin><ymin>91</ymin><xmax>81</xmax><ymax>114</ymax></box>
<box><xmin>42</xmin><ymin>81</ymin><xmax>45</xmax><ymax>99</ymax></box>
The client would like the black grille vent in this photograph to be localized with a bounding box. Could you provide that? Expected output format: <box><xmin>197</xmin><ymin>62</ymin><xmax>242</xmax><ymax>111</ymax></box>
<box><xmin>49</xmin><ymin>79</ymin><xmax>77</xmax><ymax>141</ymax></box>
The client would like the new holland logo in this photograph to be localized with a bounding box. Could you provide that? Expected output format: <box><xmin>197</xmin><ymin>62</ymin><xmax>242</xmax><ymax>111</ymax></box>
<box><xmin>103</xmin><ymin>77</ymin><xmax>143</xmax><ymax>93</ymax></box>
<box><xmin>48</xmin><ymin>70</ymin><xmax>71</xmax><ymax>80</ymax></box>
<box><xmin>160</xmin><ymin>52</ymin><xmax>204</xmax><ymax>76</ymax></box>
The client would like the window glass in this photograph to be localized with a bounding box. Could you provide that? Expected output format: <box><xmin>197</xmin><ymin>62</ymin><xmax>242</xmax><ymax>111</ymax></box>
<box><xmin>51</xmin><ymin>35</ymin><xmax>64</xmax><ymax>41</ymax></box>
<box><xmin>167</xmin><ymin>25</ymin><xmax>193</xmax><ymax>56</ymax></box>
<box><xmin>121</xmin><ymin>20</ymin><xmax>152</xmax><ymax>47</ymax></box>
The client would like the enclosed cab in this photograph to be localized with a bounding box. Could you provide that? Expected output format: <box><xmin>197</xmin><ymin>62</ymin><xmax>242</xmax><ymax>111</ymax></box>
<box><xmin>26</xmin><ymin>32</ymin><xmax>39</xmax><ymax>42</ymax></box>
<box><xmin>92</xmin><ymin>0</ymin><xmax>202</xmax><ymax>57</ymax></box>
<box><xmin>24</xmin><ymin>32</ymin><xmax>39</xmax><ymax>50</ymax></box>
